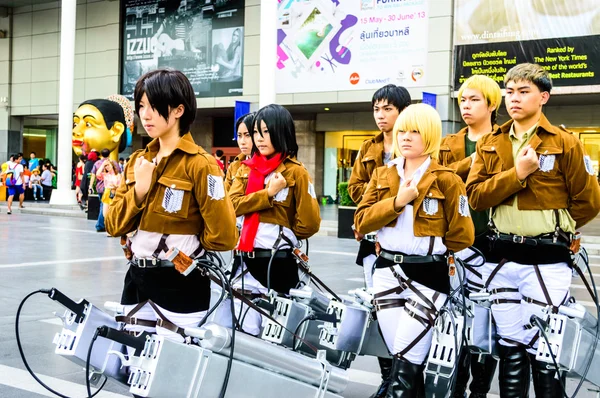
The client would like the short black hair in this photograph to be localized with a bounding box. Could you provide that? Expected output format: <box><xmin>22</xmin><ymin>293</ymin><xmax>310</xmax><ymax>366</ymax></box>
<box><xmin>119</xmin><ymin>157</ymin><xmax>124</xmax><ymax>162</ymax></box>
<box><xmin>79</xmin><ymin>99</ymin><xmax>128</xmax><ymax>152</ymax></box>
<box><xmin>371</xmin><ymin>84</ymin><xmax>412</xmax><ymax>112</ymax></box>
<box><xmin>101</xmin><ymin>148</ymin><xmax>110</xmax><ymax>158</ymax></box>
<box><xmin>216</xmin><ymin>149</ymin><xmax>224</xmax><ymax>157</ymax></box>
<box><xmin>134</xmin><ymin>68</ymin><xmax>197</xmax><ymax>136</ymax></box>
<box><xmin>236</xmin><ymin>112</ymin><xmax>255</xmax><ymax>135</ymax></box>
<box><xmin>252</xmin><ymin>104</ymin><xmax>298</xmax><ymax>158</ymax></box>
<box><xmin>79</xmin><ymin>154</ymin><xmax>87</xmax><ymax>161</ymax></box>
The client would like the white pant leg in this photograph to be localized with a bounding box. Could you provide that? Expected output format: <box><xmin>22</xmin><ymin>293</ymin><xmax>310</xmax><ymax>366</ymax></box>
<box><xmin>392</xmin><ymin>282</ymin><xmax>446</xmax><ymax>365</ymax></box>
<box><xmin>122</xmin><ymin>303</ymin><xmax>157</xmax><ymax>335</ymax></box>
<box><xmin>215</xmin><ymin>262</ymin><xmax>267</xmax><ymax>336</ymax></box>
<box><xmin>372</xmin><ymin>266</ymin><xmax>406</xmax><ymax>353</ymax></box>
<box><xmin>486</xmin><ymin>261</ymin><xmax>524</xmax><ymax>347</ymax></box>
<box><xmin>518</xmin><ymin>262</ymin><xmax>572</xmax><ymax>353</ymax></box>
<box><xmin>154</xmin><ymin>305</ymin><xmax>207</xmax><ymax>343</ymax></box>
<box><xmin>456</xmin><ymin>247</ymin><xmax>486</xmax><ymax>291</ymax></box>
<box><xmin>362</xmin><ymin>254</ymin><xmax>377</xmax><ymax>289</ymax></box>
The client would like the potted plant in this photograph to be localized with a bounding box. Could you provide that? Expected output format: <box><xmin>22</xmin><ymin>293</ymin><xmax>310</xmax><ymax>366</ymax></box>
<box><xmin>337</xmin><ymin>182</ymin><xmax>357</xmax><ymax>239</ymax></box>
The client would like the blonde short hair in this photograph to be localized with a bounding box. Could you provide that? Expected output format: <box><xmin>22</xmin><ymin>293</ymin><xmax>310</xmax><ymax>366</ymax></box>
<box><xmin>392</xmin><ymin>103</ymin><xmax>442</xmax><ymax>159</ymax></box>
<box><xmin>504</xmin><ymin>63</ymin><xmax>552</xmax><ymax>93</ymax></box>
<box><xmin>458</xmin><ymin>75</ymin><xmax>502</xmax><ymax>123</ymax></box>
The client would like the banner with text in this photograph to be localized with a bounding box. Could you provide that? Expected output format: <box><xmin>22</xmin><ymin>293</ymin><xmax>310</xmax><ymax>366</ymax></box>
<box><xmin>121</xmin><ymin>0</ymin><xmax>244</xmax><ymax>99</ymax></box>
<box><xmin>454</xmin><ymin>0</ymin><xmax>600</xmax><ymax>89</ymax></box>
<box><xmin>276</xmin><ymin>0</ymin><xmax>429</xmax><ymax>94</ymax></box>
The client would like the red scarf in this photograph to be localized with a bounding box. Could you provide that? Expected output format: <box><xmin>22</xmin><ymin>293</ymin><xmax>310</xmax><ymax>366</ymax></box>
<box><xmin>237</xmin><ymin>153</ymin><xmax>285</xmax><ymax>251</ymax></box>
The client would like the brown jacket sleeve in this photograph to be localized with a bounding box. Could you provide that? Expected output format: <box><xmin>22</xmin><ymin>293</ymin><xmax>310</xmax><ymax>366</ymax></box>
<box><xmin>466</xmin><ymin>142</ymin><xmax>525</xmax><ymax>212</ymax></box>
<box><xmin>229</xmin><ymin>168</ymin><xmax>274</xmax><ymax>216</ymax></box>
<box><xmin>439</xmin><ymin>137</ymin><xmax>471</xmax><ymax>182</ymax></box>
<box><xmin>106</xmin><ymin>151</ymin><xmax>145</xmax><ymax>236</ymax></box>
<box><xmin>440</xmin><ymin>173</ymin><xmax>475</xmax><ymax>252</ymax></box>
<box><xmin>348</xmin><ymin>144</ymin><xmax>369</xmax><ymax>204</ymax></box>
<box><xmin>354</xmin><ymin>167</ymin><xmax>404</xmax><ymax>234</ymax></box>
<box><xmin>194</xmin><ymin>162</ymin><xmax>238</xmax><ymax>251</ymax></box>
<box><xmin>292</xmin><ymin>168</ymin><xmax>321</xmax><ymax>239</ymax></box>
<box><xmin>563</xmin><ymin>137</ymin><xmax>600</xmax><ymax>228</ymax></box>
<box><xmin>224</xmin><ymin>163</ymin><xmax>235</xmax><ymax>192</ymax></box>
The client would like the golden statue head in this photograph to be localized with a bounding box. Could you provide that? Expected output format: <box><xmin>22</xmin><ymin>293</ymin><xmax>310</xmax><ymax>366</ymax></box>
<box><xmin>72</xmin><ymin>95</ymin><xmax>134</xmax><ymax>161</ymax></box>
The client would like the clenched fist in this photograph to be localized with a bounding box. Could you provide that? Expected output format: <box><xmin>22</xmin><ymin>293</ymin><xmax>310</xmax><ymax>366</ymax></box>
<box><xmin>134</xmin><ymin>157</ymin><xmax>156</xmax><ymax>204</ymax></box>
<box><xmin>515</xmin><ymin>145</ymin><xmax>539</xmax><ymax>181</ymax></box>
<box><xmin>394</xmin><ymin>178</ymin><xmax>419</xmax><ymax>211</ymax></box>
<box><xmin>267</xmin><ymin>172</ymin><xmax>287</xmax><ymax>198</ymax></box>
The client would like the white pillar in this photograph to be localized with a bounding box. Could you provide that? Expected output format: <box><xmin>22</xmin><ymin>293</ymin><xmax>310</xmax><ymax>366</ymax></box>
<box><xmin>50</xmin><ymin>0</ymin><xmax>77</xmax><ymax>205</ymax></box>
<box><xmin>259</xmin><ymin>0</ymin><xmax>277</xmax><ymax>108</ymax></box>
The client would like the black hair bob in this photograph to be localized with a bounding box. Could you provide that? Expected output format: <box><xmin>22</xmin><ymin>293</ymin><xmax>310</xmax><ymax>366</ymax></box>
<box><xmin>79</xmin><ymin>99</ymin><xmax>128</xmax><ymax>152</ymax></box>
<box><xmin>235</xmin><ymin>112</ymin><xmax>255</xmax><ymax>135</ymax></box>
<box><xmin>252</xmin><ymin>104</ymin><xmax>298</xmax><ymax>158</ymax></box>
<box><xmin>134</xmin><ymin>68</ymin><xmax>197</xmax><ymax>136</ymax></box>
<box><xmin>371</xmin><ymin>84</ymin><xmax>412</xmax><ymax>113</ymax></box>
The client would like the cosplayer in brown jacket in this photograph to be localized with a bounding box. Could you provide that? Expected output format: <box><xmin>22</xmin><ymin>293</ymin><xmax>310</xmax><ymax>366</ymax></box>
<box><xmin>106</xmin><ymin>69</ymin><xmax>237</xmax><ymax>317</ymax></box>
<box><xmin>225</xmin><ymin>112</ymin><xmax>255</xmax><ymax>192</ymax></box>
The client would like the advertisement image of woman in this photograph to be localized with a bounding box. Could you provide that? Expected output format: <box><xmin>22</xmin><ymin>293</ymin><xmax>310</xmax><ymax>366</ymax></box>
<box><xmin>228</xmin><ymin>104</ymin><xmax>321</xmax><ymax>335</ymax></box>
<box><xmin>355</xmin><ymin>104</ymin><xmax>474</xmax><ymax>396</ymax></box>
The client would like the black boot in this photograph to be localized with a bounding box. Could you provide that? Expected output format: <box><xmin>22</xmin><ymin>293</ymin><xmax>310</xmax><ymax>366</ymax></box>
<box><xmin>386</xmin><ymin>356</ymin><xmax>424</xmax><ymax>398</ymax></box>
<box><xmin>529</xmin><ymin>354</ymin><xmax>561</xmax><ymax>398</ymax></box>
<box><xmin>498</xmin><ymin>345</ymin><xmax>530</xmax><ymax>398</ymax></box>
<box><xmin>468</xmin><ymin>353</ymin><xmax>498</xmax><ymax>398</ymax></box>
<box><xmin>452</xmin><ymin>349</ymin><xmax>471</xmax><ymax>398</ymax></box>
<box><xmin>369</xmin><ymin>357</ymin><xmax>394</xmax><ymax>398</ymax></box>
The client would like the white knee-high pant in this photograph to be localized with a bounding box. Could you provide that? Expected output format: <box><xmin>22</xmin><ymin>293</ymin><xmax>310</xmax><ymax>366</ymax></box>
<box><xmin>373</xmin><ymin>265</ymin><xmax>447</xmax><ymax>364</ymax></box>
<box><xmin>483</xmin><ymin>261</ymin><xmax>571</xmax><ymax>353</ymax></box>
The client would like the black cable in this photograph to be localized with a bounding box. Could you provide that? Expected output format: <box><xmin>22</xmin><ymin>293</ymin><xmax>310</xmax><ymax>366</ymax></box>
<box><xmin>15</xmin><ymin>289</ymin><xmax>107</xmax><ymax>398</ymax></box>
<box><xmin>266</xmin><ymin>252</ymin><xmax>276</xmax><ymax>292</ymax></box>
<box><xmin>85</xmin><ymin>327</ymin><xmax>104</xmax><ymax>398</ymax></box>
<box><xmin>194</xmin><ymin>259</ymin><xmax>236</xmax><ymax>398</ymax></box>
<box><xmin>292</xmin><ymin>315</ymin><xmax>314</xmax><ymax>351</ymax></box>
<box><xmin>532</xmin><ymin>316</ymin><xmax>569</xmax><ymax>398</ymax></box>
<box><xmin>570</xmin><ymin>248</ymin><xmax>600</xmax><ymax>397</ymax></box>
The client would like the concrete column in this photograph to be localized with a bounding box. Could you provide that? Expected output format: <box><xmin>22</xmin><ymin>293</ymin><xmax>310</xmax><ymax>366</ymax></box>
<box><xmin>259</xmin><ymin>0</ymin><xmax>277</xmax><ymax>107</ymax></box>
<box><xmin>50</xmin><ymin>0</ymin><xmax>77</xmax><ymax>205</ymax></box>
<box><xmin>294</xmin><ymin>119</ymin><xmax>323</xmax><ymax>195</ymax></box>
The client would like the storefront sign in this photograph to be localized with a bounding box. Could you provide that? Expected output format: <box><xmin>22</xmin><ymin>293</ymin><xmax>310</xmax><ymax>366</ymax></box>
<box><xmin>276</xmin><ymin>0</ymin><xmax>429</xmax><ymax>93</ymax></box>
<box><xmin>121</xmin><ymin>0</ymin><xmax>245</xmax><ymax>99</ymax></box>
<box><xmin>454</xmin><ymin>0</ymin><xmax>600</xmax><ymax>89</ymax></box>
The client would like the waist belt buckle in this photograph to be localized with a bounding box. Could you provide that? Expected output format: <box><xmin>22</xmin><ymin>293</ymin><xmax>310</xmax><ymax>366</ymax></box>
<box><xmin>512</xmin><ymin>235</ymin><xmax>525</xmax><ymax>244</ymax></box>
<box><xmin>246</xmin><ymin>251</ymin><xmax>255</xmax><ymax>259</ymax></box>
<box><xmin>130</xmin><ymin>316</ymin><xmax>138</xmax><ymax>325</ymax></box>
<box><xmin>393</xmin><ymin>254</ymin><xmax>404</xmax><ymax>263</ymax></box>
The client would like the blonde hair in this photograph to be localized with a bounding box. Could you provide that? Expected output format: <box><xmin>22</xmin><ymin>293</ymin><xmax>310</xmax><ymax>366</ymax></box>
<box><xmin>504</xmin><ymin>63</ymin><xmax>553</xmax><ymax>93</ymax></box>
<box><xmin>392</xmin><ymin>103</ymin><xmax>442</xmax><ymax>159</ymax></box>
<box><xmin>457</xmin><ymin>75</ymin><xmax>502</xmax><ymax>123</ymax></box>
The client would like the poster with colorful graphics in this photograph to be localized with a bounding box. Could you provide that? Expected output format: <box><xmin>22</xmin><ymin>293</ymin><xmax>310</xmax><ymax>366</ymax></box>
<box><xmin>121</xmin><ymin>0</ymin><xmax>244</xmax><ymax>99</ymax></box>
<box><xmin>276</xmin><ymin>0</ymin><xmax>429</xmax><ymax>94</ymax></box>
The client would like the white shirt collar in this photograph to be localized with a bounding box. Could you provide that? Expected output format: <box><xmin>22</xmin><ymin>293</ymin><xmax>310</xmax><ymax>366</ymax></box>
<box><xmin>388</xmin><ymin>156</ymin><xmax>431</xmax><ymax>185</ymax></box>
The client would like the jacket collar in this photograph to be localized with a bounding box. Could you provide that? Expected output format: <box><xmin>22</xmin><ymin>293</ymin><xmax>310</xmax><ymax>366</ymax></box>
<box><xmin>145</xmin><ymin>132</ymin><xmax>198</xmax><ymax>157</ymax></box>
<box><xmin>274</xmin><ymin>155</ymin><xmax>302</xmax><ymax>173</ymax></box>
<box><xmin>363</xmin><ymin>132</ymin><xmax>391</xmax><ymax>166</ymax></box>
<box><xmin>385</xmin><ymin>158</ymin><xmax>450</xmax><ymax>210</ymax></box>
<box><xmin>443</xmin><ymin>127</ymin><xmax>467</xmax><ymax>159</ymax></box>
<box><xmin>496</xmin><ymin>114</ymin><xmax>555</xmax><ymax>157</ymax></box>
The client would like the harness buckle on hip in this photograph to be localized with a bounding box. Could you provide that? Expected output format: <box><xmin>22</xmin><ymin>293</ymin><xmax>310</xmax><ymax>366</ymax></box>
<box><xmin>393</xmin><ymin>254</ymin><xmax>404</xmax><ymax>263</ymax></box>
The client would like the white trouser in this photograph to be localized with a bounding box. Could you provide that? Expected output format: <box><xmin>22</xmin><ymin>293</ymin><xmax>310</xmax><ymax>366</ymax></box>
<box><xmin>362</xmin><ymin>254</ymin><xmax>377</xmax><ymax>289</ymax></box>
<box><xmin>373</xmin><ymin>265</ymin><xmax>447</xmax><ymax>364</ymax></box>
<box><xmin>455</xmin><ymin>247</ymin><xmax>487</xmax><ymax>291</ymax></box>
<box><xmin>212</xmin><ymin>263</ymin><xmax>267</xmax><ymax>336</ymax></box>
<box><xmin>483</xmin><ymin>261</ymin><xmax>571</xmax><ymax>353</ymax></box>
<box><xmin>122</xmin><ymin>302</ymin><xmax>206</xmax><ymax>343</ymax></box>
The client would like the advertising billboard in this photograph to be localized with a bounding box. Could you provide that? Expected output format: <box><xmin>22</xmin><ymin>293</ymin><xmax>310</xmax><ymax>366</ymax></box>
<box><xmin>276</xmin><ymin>0</ymin><xmax>430</xmax><ymax>94</ymax></box>
<box><xmin>122</xmin><ymin>0</ymin><xmax>245</xmax><ymax>99</ymax></box>
<box><xmin>454</xmin><ymin>0</ymin><xmax>600</xmax><ymax>89</ymax></box>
